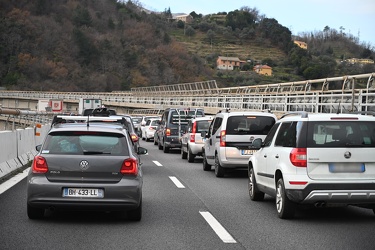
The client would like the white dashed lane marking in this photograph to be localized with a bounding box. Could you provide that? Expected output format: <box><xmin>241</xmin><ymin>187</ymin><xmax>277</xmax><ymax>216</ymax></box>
<box><xmin>168</xmin><ymin>176</ymin><xmax>185</xmax><ymax>188</ymax></box>
<box><xmin>199</xmin><ymin>211</ymin><xmax>237</xmax><ymax>244</ymax></box>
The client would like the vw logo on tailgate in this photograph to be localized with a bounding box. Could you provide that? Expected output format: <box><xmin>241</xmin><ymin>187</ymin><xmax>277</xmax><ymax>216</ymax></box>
<box><xmin>80</xmin><ymin>160</ymin><xmax>89</xmax><ymax>170</ymax></box>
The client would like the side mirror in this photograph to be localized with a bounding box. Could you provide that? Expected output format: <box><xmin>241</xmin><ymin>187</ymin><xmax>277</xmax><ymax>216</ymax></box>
<box><xmin>137</xmin><ymin>147</ymin><xmax>148</xmax><ymax>155</ymax></box>
<box><xmin>251</xmin><ymin>138</ymin><xmax>263</xmax><ymax>149</ymax></box>
<box><xmin>36</xmin><ymin>145</ymin><xmax>42</xmax><ymax>152</ymax></box>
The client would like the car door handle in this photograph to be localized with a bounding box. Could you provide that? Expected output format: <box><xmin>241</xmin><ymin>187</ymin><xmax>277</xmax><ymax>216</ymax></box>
<box><xmin>275</xmin><ymin>155</ymin><xmax>279</xmax><ymax>158</ymax></box>
<box><xmin>263</xmin><ymin>154</ymin><xmax>267</xmax><ymax>158</ymax></box>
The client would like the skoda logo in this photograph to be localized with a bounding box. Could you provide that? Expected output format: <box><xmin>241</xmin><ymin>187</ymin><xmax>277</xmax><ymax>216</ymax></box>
<box><xmin>249</xmin><ymin>136</ymin><xmax>255</xmax><ymax>142</ymax></box>
<box><xmin>80</xmin><ymin>160</ymin><xmax>89</xmax><ymax>170</ymax></box>
<box><xmin>344</xmin><ymin>151</ymin><xmax>351</xmax><ymax>159</ymax></box>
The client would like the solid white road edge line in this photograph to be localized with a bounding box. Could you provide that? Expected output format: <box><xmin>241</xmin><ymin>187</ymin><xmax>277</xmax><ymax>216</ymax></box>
<box><xmin>0</xmin><ymin>168</ymin><xmax>30</xmax><ymax>195</ymax></box>
<box><xmin>199</xmin><ymin>211</ymin><xmax>237</xmax><ymax>244</ymax></box>
<box><xmin>153</xmin><ymin>160</ymin><xmax>163</xmax><ymax>166</ymax></box>
<box><xmin>168</xmin><ymin>176</ymin><xmax>185</xmax><ymax>188</ymax></box>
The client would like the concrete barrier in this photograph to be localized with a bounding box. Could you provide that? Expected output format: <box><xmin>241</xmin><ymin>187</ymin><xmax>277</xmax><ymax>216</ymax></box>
<box><xmin>0</xmin><ymin>124</ymin><xmax>49</xmax><ymax>180</ymax></box>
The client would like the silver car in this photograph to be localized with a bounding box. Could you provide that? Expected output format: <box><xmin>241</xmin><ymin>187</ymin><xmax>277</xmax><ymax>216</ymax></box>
<box><xmin>27</xmin><ymin>123</ymin><xmax>147</xmax><ymax>221</ymax></box>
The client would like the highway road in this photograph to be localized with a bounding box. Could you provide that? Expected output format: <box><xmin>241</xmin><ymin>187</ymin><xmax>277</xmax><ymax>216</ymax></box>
<box><xmin>1</xmin><ymin>140</ymin><xmax>375</xmax><ymax>250</ymax></box>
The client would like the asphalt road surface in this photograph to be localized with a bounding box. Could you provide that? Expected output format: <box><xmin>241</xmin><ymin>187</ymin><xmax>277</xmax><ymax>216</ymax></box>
<box><xmin>1</xmin><ymin>140</ymin><xmax>375</xmax><ymax>250</ymax></box>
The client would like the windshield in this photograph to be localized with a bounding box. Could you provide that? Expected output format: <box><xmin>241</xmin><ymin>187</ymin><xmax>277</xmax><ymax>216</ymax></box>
<box><xmin>307</xmin><ymin>121</ymin><xmax>375</xmax><ymax>147</ymax></box>
<box><xmin>42</xmin><ymin>131</ymin><xmax>129</xmax><ymax>155</ymax></box>
<box><xmin>226</xmin><ymin>116</ymin><xmax>275</xmax><ymax>135</ymax></box>
<box><xmin>169</xmin><ymin>110</ymin><xmax>204</xmax><ymax>125</ymax></box>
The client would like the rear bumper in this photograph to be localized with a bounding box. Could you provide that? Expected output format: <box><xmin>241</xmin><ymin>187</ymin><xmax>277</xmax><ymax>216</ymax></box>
<box><xmin>164</xmin><ymin>136</ymin><xmax>181</xmax><ymax>148</ymax></box>
<box><xmin>286</xmin><ymin>183</ymin><xmax>375</xmax><ymax>205</ymax></box>
<box><xmin>27</xmin><ymin>175</ymin><xmax>142</xmax><ymax>211</ymax></box>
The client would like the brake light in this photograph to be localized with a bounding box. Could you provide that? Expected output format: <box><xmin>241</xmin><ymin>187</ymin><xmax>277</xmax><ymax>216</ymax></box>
<box><xmin>166</xmin><ymin>128</ymin><xmax>171</xmax><ymax>136</ymax></box>
<box><xmin>32</xmin><ymin>156</ymin><xmax>48</xmax><ymax>173</ymax></box>
<box><xmin>149</xmin><ymin>127</ymin><xmax>155</xmax><ymax>131</ymax></box>
<box><xmin>131</xmin><ymin>133</ymin><xmax>139</xmax><ymax>142</ymax></box>
<box><xmin>121</xmin><ymin>157</ymin><xmax>138</xmax><ymax>175</ymax></box>
<box><xmin>289</xmin><ymin>148</ymin><xmax>307</xmax><ymax>167</ymax></box>
<box><xmin>192</xmin><ymin>122</ymin><xmax>197</xmax><ymax>133</ymax></box>
<box><xmin>220</xmin><ymin>130</ymin><xmax>226</xmax><ymax>147</ymax></box>
<box><xmin>190</xmin><ymin>134</ymin><xmax>195</xmax><ymax>143</ymax></box>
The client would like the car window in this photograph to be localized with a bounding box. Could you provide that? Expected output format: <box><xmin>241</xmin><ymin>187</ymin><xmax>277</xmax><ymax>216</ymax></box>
<box><xmin>151</xmin><ymin>120</ymin><xmax>159</xmax><ymax>126</ymax></box>
<box><xmin>169</xmin><ymin>110</ymin><xmax>204</xmax><ymax>125</ymax></box>
<box><xmin>145</xmin><ymin>120</ymin><xmax>151</xmax><ymax>126</ymax></box>
<box><xmin>263</xmin><ymin>123</ymin><xmax>280</xmax><ymax>147</ymax></box>
<box><xmin>196</xmin><ymin>120</ymin><xmax>210</xmax><ymax>133</ymax></box>
<box><xmin>307</xmin><ymin>121</ymin><xmax>375</xmax><ymax>147</ymax></box>
<box><xmin>275</xmin><ymin>122</ymin><xmax>297</xmax><ymax>147</ymax></box>
<box><xmin>226</xmin><ymin>116</ymin><xmax>276</xmax><ymax>135</ymax></box>
<box><xmin>43</xmin><ymin>131</ymin><xmax>129</xmax><ymax>155</ymax></box>
<box><xmin>212</xmin><ymin>117</ymin><xmax>222</xmax><ymax>135</ymax></box>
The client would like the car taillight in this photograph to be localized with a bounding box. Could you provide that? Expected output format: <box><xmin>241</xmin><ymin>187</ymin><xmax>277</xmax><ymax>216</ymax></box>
<box><xmin>190</xmin><ymin>134</ymin><xmax>195</xmax><ymax>143</ymax></box>
<box><xmin>121</xmin><ymin>157</ymin><xmax>138</xmax><ymax>175</ymax></box>
<box><xmin>32</xmin><ymin>156</ymin><xmax>48</xmax><ymax>173</ymax></box>
<box><xmin>192</xmin><ymin>122</ymin><xmax>197</xmax><ymax>133</ymax></box>
<box><xmin>149</xmin><ymin>127</ymin><xmax>155</xmax><ymax>130</ymax></box>
<box><xmin>166</xmin><ymin>128</ymin><xmax>171</xmax><ymax>136</ymax></box>
<box><xmin>289</xmin><ymin>148</ymin><xmax>307</xmax><ymax>167</ymax></box>
<box><xmin>131</xmin><ymin>133</ymin><xmax>139</xmax><ymax>142</ymax></box>
<box><xmin>220</xmin><ymin>130</ymin><xmax>226</xmax><ymax>147</ymax></box>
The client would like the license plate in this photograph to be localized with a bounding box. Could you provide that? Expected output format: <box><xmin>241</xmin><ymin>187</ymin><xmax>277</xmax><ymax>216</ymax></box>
<box><xmin>63</xmin><ymin>188</ymin><xmax>104</xmax><ymax>198</ymax></box>
<box><xmin>329</xmin><ymin>163</ymin><xmax>365</xmax><ymax>173</ymax></box>
<box><xmin>241</xmin><ymin>149</ymin><xmax>257</xmax><ymax>155</ymax></box>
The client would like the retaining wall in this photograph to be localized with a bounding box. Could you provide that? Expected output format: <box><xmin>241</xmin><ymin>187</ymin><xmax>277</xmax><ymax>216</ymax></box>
<box><xmin>0</xmin><ymin>124</ymin><xmax>49</xmax><ymax>179</ymax></box>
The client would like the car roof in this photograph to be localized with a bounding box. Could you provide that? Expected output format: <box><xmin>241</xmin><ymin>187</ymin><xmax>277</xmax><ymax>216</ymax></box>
<box><xmin>279</xmin><ymin>112</ymin><xmax>375</xmax><ymax>122</ymax></box>
<box><xmin>191</xmin><ymin>116</ymin><xmax>214</xmax><ymax>121</ymax></box>
<box><xmin>217</xmin><ymin>111</ymin><xmax>277</xmax><ymax>118</ymax></box>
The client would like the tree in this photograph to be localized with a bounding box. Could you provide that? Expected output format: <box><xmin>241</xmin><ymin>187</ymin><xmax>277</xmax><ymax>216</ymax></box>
<box><xmin>73</xmin><ymin>6</ymin><xmax>92</xmax><ymax>27</ymax></box>
<box><xmin>225</xmin><ymin>9</ymin><xmax>256</xmax><ymax>30</ymax></box>
<box><xmin>206</xmin><ymin>29</ymin><xmax>215</xmax><ymax>49</ymax></box>
<box><xmin>185</xmin><ymin>26</ymin><xmax>195</xmax><ymax>37</ymax></box>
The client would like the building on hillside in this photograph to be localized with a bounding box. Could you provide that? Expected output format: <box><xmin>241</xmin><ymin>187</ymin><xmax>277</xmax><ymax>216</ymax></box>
<box><xmin>253</xmin><ymin>65</ymin><xmax>273</xmax><ymax>76</ymax></box>
<box><xmin>173</xmin><ymin>14</ymin><xmax>193</xmax><ymax>23</ymax></box>
<box><xmin>294</xmin><ymin>40</ymin><xmax>308</xmax><ymax>50</ymax></box>
<box><xmin>345</xmin><ymin>58</ymin><xmax>374</xmax><ymax>64</ymax></box>
<box><xmin>216</xmin><ymin>56</ymin><xmax>241</xmax><ymax>71</ymax></box>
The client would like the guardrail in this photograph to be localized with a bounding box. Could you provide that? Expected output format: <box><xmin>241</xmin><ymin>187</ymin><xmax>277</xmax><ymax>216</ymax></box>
<box><xmin>1</xmin><ymin>73</ymin><xmax>374</xmax><ymax>115</ymax></box>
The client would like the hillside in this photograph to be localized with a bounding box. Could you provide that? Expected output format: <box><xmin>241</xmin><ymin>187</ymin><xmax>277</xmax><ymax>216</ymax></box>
<box><xmin>0</xmin><ymin>0</ymin><xmax>374</xmax><ymax>92</ymax></box>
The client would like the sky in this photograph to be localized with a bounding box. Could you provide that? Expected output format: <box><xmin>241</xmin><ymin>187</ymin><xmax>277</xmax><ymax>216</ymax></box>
<box><xmin>138</xmin><ymin>0</ymin><xmax>375</xmax><ymax>47</ymax></box>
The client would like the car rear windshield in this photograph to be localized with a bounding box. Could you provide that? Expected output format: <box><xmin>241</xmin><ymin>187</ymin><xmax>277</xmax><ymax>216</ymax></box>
<box><xmin>42</xmin><ymin>131</ymin><xmax>129</xmax><ymax>155</ymax></box>
<box><xmin>169</xmin><ymin>110</ymin><xmax>204</xmax><ymax>125</ymax></box>
<box><xmin>196</xmin><ymin>120</ymin><xmax>211</xmax><ymax>133</ymax></box>
<box><xmin>307</xmin><ymin>121</ymin><xmax>375</xmax><ymax>147</ymax></box>
<box><xmin>226</xmin><ymin>116</ymin><xmax>275</xmax><ymax>135</ymax></box>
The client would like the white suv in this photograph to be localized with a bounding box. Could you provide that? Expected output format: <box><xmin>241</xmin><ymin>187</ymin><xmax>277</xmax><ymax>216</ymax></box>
<box><xmin>202</xmin><ymin>110</ymin><xmax>277</xmax><ymax>177</ymax></box>
<box><xmin>248</xmin><ymin>111</ymin><xmax>375</xmax><ymax>219</ymax></box>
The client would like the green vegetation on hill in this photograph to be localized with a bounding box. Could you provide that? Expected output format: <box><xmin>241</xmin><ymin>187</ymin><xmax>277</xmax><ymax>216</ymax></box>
<box><xmin>0</xmin><ymin>0</ymin><xmax>373</xmax><ymax>92</ymax></box>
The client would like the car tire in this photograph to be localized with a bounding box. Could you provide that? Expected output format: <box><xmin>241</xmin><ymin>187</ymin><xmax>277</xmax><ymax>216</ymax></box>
<box><xmin>27</xmin><ymin>204</ymin><xmax>45</xmax><ymax>219</ymax></box>
<box><xmin>163</xmin><ymin>143</ymin><xmax>169</xmax><ymax>153</ymax></box>
<box><xmin>276</xmin><ymin>178</ymin><xmax>296</xmax><ymax>219</ymax></box>
<box><xmin>248</xmin><ymin>167</ymin><xmax>264</xmax><ymax>201</ymax></box>
<box><xmin>181</xmin><ymin>147</ymin><xmax>187</xmax><ymax>159</ymax></box>
<box><xmin>158</xmin><ymin>140</ymin><xmax>163</xmax><ymax>150</ymax></box>
<box><xmin>214</xmin><ymin>154</ymin><xmax>225</xmax><ymax>178</ymax></box>
<box><xmin>154</xmin><ymin>137</ymin><xmax>158</xmax><ymax>145</ymax></box>
<box><xmin>203</xmin><ymin>154</ymin><xmax>211</xmax><ymax>171</ymax></box>
<box><xmin>127</xmin><ymin>200</ymin><xmax>142</xmax><ymax>221</ymax></box>
<box><xmin>187</xmin><ymin>148</ymin><xmax>195</xmax><ymax>163</ymax></box>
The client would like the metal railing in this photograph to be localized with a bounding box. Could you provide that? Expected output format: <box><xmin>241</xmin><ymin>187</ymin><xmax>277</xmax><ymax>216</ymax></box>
<box><xmin>1</xmin><ymin>73</ymin><xmax>374</xmax><ymax>117</ymax></box>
